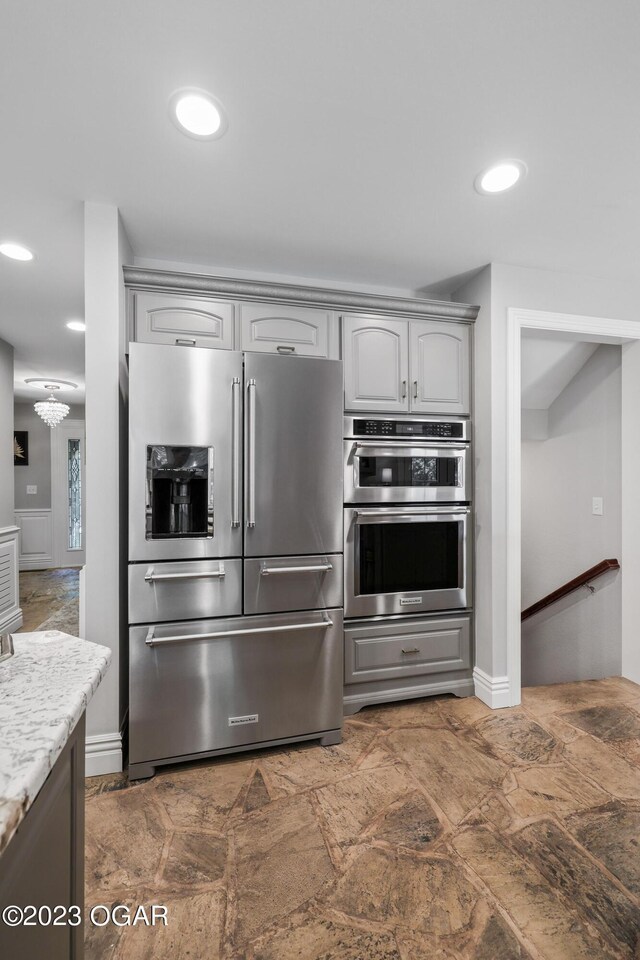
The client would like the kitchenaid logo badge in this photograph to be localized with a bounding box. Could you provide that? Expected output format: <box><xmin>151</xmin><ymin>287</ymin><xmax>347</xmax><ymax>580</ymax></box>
<box><xmin>399</xmin><ymin>597</ymin><xmax>422</xmax><ymax>605</ymax></box>
<box><xmin>228</xmin><ymin>714</ymin><xmax>259</xmax><ymax>726</ymax></box>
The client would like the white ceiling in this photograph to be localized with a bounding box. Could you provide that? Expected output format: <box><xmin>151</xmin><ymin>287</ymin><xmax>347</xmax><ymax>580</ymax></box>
<box><xmin>2</xmin><ymin>0</ymin><xmax>640</xmax><ymax>398</ymax></box>
<box><xmin>521</xmin><ymin>335</ymin><xmax>599</xmax><ymax>410</ymax></box>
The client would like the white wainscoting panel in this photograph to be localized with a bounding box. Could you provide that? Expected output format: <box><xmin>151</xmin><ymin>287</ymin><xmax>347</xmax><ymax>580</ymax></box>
<box><xmin>0</xmin><ymin>526</ymin><xmax>22</xmax><ymax>633</ymax></box>
<box><xmin>14</xmin><ymin>509</ymin><xmax>54</xmax><ymax>570</ymax></box>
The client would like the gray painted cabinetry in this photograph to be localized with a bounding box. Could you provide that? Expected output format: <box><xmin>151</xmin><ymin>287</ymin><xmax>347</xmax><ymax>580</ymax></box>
<box><xmin>343</xmin><ymin>314</ymin><xmax>470</xmax><ymax>415</ymax></box>
<box><xmin>131</xmin><ymin>291</ymin><xmax>338</xmax><ymax>358</ymax></box>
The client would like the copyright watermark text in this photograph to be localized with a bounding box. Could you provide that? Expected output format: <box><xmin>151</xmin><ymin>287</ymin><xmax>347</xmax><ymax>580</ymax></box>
<box><xmin>1</xmin><ymin>904</ymin><xmax>168</xmax><ymax>927</ymax></box>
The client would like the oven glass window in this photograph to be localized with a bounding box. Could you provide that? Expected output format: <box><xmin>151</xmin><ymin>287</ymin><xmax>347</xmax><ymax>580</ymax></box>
<box><xmin>358</xmin><ymin>455</ymin><xmax>460</xmax><ymax>487</ymax></box>
<box><xmin>358</xmin><ymin>520</ymin><xmax>460</xmax><ymax>594</ymax></box>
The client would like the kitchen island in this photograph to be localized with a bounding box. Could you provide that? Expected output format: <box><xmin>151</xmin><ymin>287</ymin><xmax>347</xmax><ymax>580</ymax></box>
<box><xmin>0</xmin><ymin>630</ymin><xmax>111</xmax><ymax>959</ymax></box>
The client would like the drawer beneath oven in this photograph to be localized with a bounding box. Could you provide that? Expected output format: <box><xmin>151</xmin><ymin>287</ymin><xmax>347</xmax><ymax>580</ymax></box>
<box><xmin>128</xmin><ymin>558</ymin><xmax>242</xmax><ymax>624</ymax></box>
<box><xmin>345</xmin><ymin>615</ymin><xmax>471</xmax><ymax>684</ymax></box>
<box><xmin>244</xmin><ymin>554</ymin><xmax>343</xmax><ymax>614</ymax></box>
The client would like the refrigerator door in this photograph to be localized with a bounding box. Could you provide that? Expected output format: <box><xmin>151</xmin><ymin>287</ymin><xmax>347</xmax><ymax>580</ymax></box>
<box><xmin>244</xmin><ymin>353</ymin><xmax>343</xmax><ymax>557</ymax></box>
<box><xmin>129</xmin><ymin>343</ymin><xmax>243</xmax><ymax>560</ymax></box>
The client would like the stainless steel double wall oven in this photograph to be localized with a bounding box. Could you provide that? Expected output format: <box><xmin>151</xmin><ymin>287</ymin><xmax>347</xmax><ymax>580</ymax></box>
<box><xmin>128</xmin><ymin>343</ymin><xmax>343</xmax><ymax>779</ymax></box>
<box><xmin>344</xmin><ymin>416</ymin><xmax>472</xmax><ymax>619</ymax></box>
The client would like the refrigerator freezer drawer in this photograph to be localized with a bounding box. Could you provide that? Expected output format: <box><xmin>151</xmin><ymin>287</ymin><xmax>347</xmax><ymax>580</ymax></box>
<box><xmin>244</xmin><ymin>554</ymin><xmax>343</xmax><ymax>614</ymax></box>
<box><xmin>128</xmin><ymin>559</ymin><xmax>242</xmax><ymax>624</ymax></box>
<box><xmin>129</xmin><ymin>609</ymin><xmax>344</xmax><ymax>765</ymax></box>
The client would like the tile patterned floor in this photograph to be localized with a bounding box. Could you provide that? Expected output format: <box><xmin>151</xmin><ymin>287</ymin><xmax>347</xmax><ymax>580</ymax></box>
<box><xmin>85</xmin><ymin>676</ymin><xmax>640</xmax><ymax>960</ymax></box>
<box><xmin>18</xmin><ymin>567</ymin><xmax>80</xmax><ymax>635</ymax></box>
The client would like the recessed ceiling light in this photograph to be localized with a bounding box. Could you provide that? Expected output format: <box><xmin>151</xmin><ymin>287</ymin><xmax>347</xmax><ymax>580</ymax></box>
<box><xmin>0</xmin><ymin>242</ymin><xmax>33</xmax><ymax>261</ymax></box>
<box><xmin>475</xmin><ymin>160</ymin><xmax>527</xmax><ymax>195</ymax></box>
<box><xmin>169</xmin><ymin>88</ymin><xmax>228</xmax><ymax>140</ymax></box>
<box><xmin>66</xmin><ymin>320</ymin><xmax>86</xmax><ymax>332</ymax></box>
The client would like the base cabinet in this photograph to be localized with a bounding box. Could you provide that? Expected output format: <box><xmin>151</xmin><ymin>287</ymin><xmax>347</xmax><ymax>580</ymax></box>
<box><xmin>343</xmin><ymin>615</ymin><xmax>473</xmax><ymax>715</ymax></box>
<box><xmin>0</xmin><ymin>717</ymin><xmax>85</xmax><ymax>960</ymax></box>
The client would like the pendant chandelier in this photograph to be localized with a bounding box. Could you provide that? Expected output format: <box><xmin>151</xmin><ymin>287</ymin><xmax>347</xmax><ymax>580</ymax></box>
<box><xmin>26</xmin><ymin>378</ymin><xmax>77</xmax><ymax>428</ymax></box>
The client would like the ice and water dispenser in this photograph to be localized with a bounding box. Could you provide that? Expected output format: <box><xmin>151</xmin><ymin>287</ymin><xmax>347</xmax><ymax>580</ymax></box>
<box><xmin>145</xmin><ymin>445</ymin><xmax>213</xmax><ymax>539</ymax></box>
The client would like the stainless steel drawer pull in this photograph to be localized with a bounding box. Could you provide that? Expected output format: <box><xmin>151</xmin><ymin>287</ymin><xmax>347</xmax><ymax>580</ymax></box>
<box><xmin>276</xmin><ymin>345</ymin><xmax>296</xmax><ymax>354</ymax></box>
<box><xmin>175</xmin><ymin>338</ymin><xmax>197</xmax><ymax>346</ymax></box>
<box><xmin>145</xmin><ymin>617</ymin><xmax>333</xmax><ymax>646</ymax></box>
<box><xmin>401</xmin><ymin>647</ymin><xmax>420</xmax><ymax>655</ymax></box>
<box><xmin>144</xmin><ymin>565</ymin><xmax>225</xmax><ymax>583</ymax></box>
<box><xmin>260</xmin><ymin>563</ymin><xmax>333</xmax><ymax>576</ymax></box>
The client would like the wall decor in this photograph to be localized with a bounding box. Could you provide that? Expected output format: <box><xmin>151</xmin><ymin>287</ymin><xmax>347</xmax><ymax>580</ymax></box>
<box><xmin>14</xmin><ymin>431</ymin><xmax>29</xmax><ymax>466</ymax></box>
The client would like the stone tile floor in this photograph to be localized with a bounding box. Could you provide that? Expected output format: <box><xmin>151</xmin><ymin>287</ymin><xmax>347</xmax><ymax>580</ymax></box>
<box><xmin>18</xmin><ymin>567</ymin><xmax>80</xmax><ymax>636</ymax></box>
<box><xmin>85</xmin><ymin>676</ymin><xmax>640</xmax><ymax>959</ymax></box>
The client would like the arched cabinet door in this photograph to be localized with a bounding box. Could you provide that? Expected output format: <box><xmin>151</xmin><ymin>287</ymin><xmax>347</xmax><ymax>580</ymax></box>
<box><xmin>409</xmin><ymin>321</ymin><xmax>470</xmax><ymax>415</ymax></box>
<box><xmin>132</xmin><ymin>292</ymin><xmax>235</xmax><ymax>349</ymax></box>
<box><xmin>239</xmin><ymin>302</ymin><xmax>334</xmax><ymax>357</ymax></box>
<box><xmin>343</xmin><ymin>316</ymin><xmax>409</xmax><ymax>412</ymax></box>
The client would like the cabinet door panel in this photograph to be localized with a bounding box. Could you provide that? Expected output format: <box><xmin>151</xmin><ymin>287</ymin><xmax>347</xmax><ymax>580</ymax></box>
<box><xmin>239</xmin><ymin>302</ymin><xmax>334</xmax><ymax>357</ymax></box>
<box><xmin>133</xmin><ymin>292</ymin><xmax>235</xmax><ymax>349</ymax></box>
<box><xmin>343</xmin><ymin>316</ymin><xmax>409</xmax><ymax>412</ymax></box>
<box><xmin>410</xmin><ymin>321</ymin><xmax>470</xmax><ymax>415</ymax></box>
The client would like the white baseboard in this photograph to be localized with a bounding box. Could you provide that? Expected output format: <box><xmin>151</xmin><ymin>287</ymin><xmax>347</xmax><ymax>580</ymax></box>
<box><xmin>473</xmin><ymin>667</ymin><xmax>512</xmax><ymax>709</ymax></box>
<box><xmin>85</xmin><ymin>732</ymin><xmax>123</xmax><ymax>777</ymax></box>
<box><xmin>1</xmin><ymin>608</ymin><xmax>23</xmax><ymax>634</ymax></box>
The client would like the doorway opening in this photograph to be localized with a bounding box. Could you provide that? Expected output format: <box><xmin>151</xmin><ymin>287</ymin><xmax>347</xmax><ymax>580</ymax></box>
<box><xmin>505</xmin><ymin>309</ymin><xmax>640</xmax><ymax>703</ymax></box>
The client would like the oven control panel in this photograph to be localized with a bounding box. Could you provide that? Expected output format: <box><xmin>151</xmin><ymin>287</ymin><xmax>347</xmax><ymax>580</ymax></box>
<box><xmin>350</xmin><ymin>418</ymin><xmax>467</xmax><ymax>440</ymax></box>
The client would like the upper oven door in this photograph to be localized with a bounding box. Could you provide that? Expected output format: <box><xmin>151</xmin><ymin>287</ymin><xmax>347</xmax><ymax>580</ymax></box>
<box><xmin>344</xmin><ymin>505</ymin><xmax>472</xmax><ymax>618</ymax></box>
<box><xmin>344</xmin><ymin>440</ymin><xmax>470</xmax><ymax>503</ymax></box>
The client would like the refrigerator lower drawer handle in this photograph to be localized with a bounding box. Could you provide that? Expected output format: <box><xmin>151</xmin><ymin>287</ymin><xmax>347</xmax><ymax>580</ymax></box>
<box><xmin>144</xmin><ymin>566</ymin><xmax>225</xmax><ymax>583</ymax></box>
<box><xmin>145</xmin><ymin>618</ymin><xmax>334</xmax><ymax>646</ymax></box>
<box><xmin>260</xmin><ymin>563</ymin><xmax>333</xmax><ymax>576</ymax></box>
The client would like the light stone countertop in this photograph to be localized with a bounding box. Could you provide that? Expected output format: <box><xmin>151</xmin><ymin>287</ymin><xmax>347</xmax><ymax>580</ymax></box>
<box><xmin>0</xmin><ymin>630</ymin><xmax>111</xmax><ymax>855</ymax></box>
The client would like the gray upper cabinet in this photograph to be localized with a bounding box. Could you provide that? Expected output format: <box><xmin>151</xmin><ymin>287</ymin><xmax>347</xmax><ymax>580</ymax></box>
<box><xmin>343</xmin><ymin>316</ymin><xmax>409</xmax><ymax>412</ymax></box>
<box><xmin>132</xmin><ymin>292</ymin><xmax>236</xmax><ymax>350</ymax></box>
<box><xmin>409</xmin><ymin>320</ymin><xmax>470</xmax><ymax>415</ymax></box>
<box><xmin>239</xmin><ymin>302</ymin><xmax>335</xmax><ymax>357</ymax></box>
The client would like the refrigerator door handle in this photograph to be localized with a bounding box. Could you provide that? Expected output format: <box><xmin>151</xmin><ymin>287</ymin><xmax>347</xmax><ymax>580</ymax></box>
<box><xmin>246</xmin><ymin>378</ymin><xmax>257</xmax><ymax>528</ymax></box>
<box><xmin>145</xmin><ymin>617</ymin><xmax>334</xmax><ymax>646</ymax></box>
<box><xmin>231</xmin><ymin>377</ymin><xmax>241</xmax><ymax>527</ymax></box>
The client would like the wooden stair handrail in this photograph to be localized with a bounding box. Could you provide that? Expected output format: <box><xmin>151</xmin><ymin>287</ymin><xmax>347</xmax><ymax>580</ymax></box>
<box><xmin>521</xmin><ymin>559</ymin><xmax>620</xmax><ymax>621</ymax></box>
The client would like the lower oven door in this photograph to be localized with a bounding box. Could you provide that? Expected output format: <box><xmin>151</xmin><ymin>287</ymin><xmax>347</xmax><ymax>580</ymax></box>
<box><xmin>344</xmin><ymin>505</ymin><xmax>471</xmax><ymax>618</ymax></box>
<box><xmin>129</xmin><ymin>609</ymin><xmax>343</xmax><ymax>766</ymax></box>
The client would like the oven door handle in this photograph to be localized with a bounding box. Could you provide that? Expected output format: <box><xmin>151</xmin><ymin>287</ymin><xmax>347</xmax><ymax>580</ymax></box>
<box><xmin>145</xmin><ymin>617</ymin><xmax>334</xmax><ymax>646</ymax></box>
<box><xmin>353</xmin><ymin>507</ymin><xmax>470</xmax><ymax>523</ymax></box>
<box><xmin>352</xmin><ymin>441</ymin><xmax>468</xmax><ymax>456</ymax></box>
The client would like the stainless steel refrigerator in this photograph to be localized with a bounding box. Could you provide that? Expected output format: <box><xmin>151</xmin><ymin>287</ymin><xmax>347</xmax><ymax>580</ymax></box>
<box><xmin>127</xmin><ymin>342</ymin><xmax>344</xmax><ymax>779</ymax></box>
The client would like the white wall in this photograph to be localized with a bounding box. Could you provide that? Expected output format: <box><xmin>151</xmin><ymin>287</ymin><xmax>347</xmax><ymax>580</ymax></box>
<box><xmin>13</xmin><ymin>403</ymin><xmax>85</xmax><ymax>509</ymax></box>
<box><xmin>453</xmin><ymin>263</ymin><xmax>639</xmax><ymax>700</ymax></box>
<box><xmin>84</xmin><ymin>202</ymin><xmax>132</xmax><ymax>774</ymax></box>
<box><xmin>521</xmin><ymin>345</ymin><xmax>622</xmax><ymax>684</ymax></box>
<box><xmin>0</xmin><ymin>337</ymin><xmax>14</xmax><ymax>527</ymax></box>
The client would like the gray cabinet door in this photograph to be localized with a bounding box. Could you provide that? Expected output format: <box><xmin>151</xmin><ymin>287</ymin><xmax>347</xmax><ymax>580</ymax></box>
<box><xmin>132</xmin><ymin>292</ymin><xmax>236</xmax><ymax>349</ymax></box>
<box><xmin>239</xmin><ymin>302</ymin><xmax>336</xmax><ymax>357</ymax></box>
<box><xmin>343</xmin><ymin>316</ymin><xmax>409</xmax><ymax>412</ymax></box>
<box><xmin>409</xmin><ymin>320</ymin><xmax>470</xmax><ymax>415</ymax></box>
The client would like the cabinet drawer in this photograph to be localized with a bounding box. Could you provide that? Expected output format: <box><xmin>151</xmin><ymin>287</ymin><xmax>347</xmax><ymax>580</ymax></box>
<box><xmin>244</xmin><ymin>554</ymin><xmax>343</xmax><ymax>614</ymax></box>
<box><xmin>129</xmin><ymin>559</ymin><xmax>242</xmax><ymax>624</ymax></box>
<box><xmin>345</xmin><ymin>615</ymin><xmax>471</xmax><ymax>684</ymax></box>
<box><xmin>132</xmin><ymin>292</ymin><xmax>236</xmax><ymax>349</ymax></box>
<box><xmin>239</xmin><ymin>302</ymin><xmax>333</xmax><ymax>357</ymax></box>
